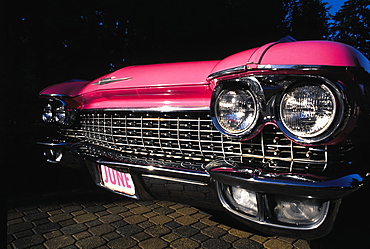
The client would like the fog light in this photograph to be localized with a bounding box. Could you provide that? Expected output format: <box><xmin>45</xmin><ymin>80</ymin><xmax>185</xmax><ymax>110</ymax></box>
<box><xmin>231</xmin><ymin>187</ymin><xmax>258</xmax><ymax>216</ymax></box>
<box><xmin>274</xmin><ymin>195</ymin><xmax>329</xmax><ymax>226</ymax></box>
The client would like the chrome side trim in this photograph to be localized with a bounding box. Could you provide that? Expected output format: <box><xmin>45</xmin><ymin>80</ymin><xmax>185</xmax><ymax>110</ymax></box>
<box><xmin>100</xmin><ymin>106</ymin><xmax>210</xmax><ymax>112</ymax></box>
<box><xmin>142</xmin><ymin>174</ymin><xmax>208</xmax><ymax>186</ymax></box>
<box><xmin>208</xmin><ymin>65</ymin><xmax>246</xmax><ymax>80</ymax></box>
<box><xmin>37</xmin><ymin>141</ymin><xmax>72</xmax><ymax>146</ymax></box>
<box><xmin>40</xmin><ymin>94</ymin><xmax>69</xmax><ymax>97</ymax></box>
<box><xmin>208</xmin><ymin>64</ymin><xmax>353</xmax><ymax>80</ymax></box>
<box><xmin>257</xmin><ymin>64</ymin><xmax>351</xmax><ymax>71</ymax></box>
<box><xmin>96</xmin><ymin>159</ymin><xmax>210</xmax><ymax>178</ymax></box>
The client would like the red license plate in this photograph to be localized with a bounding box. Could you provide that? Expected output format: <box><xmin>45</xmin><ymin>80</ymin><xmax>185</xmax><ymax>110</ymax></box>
<box><xmin>100</xmin><ymin>165</ymin><xmax>135</xmax><ymax>196</ymax></box>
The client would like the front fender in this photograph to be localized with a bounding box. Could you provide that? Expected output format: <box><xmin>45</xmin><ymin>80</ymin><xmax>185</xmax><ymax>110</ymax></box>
<box><xmin>40</xmin><ymin>79</ymin><xmax>90</xmax><ymax>97</ymax></box>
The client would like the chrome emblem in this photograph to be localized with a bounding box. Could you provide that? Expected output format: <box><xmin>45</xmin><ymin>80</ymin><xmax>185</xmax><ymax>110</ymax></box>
<box><xmin>93</xmin><ymin>77</ymin><xmax>132</xmax><ymax>85</ymax></box>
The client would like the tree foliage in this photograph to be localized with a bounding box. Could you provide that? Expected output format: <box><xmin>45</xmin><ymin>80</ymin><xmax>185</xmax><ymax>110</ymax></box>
<box><xmin>5</xmin><ymin>0</ymin><xmax>287</xmax><ymax>84</ymax></box>
<box><xmin>330</xmin><ymin>0</ymin><xmax>370</xmax><ymax>56</ymax></box>
<box><xmin>280</xmin><ymin>0</ymin><xmax>331</xmax><ymax>40</ymax></box>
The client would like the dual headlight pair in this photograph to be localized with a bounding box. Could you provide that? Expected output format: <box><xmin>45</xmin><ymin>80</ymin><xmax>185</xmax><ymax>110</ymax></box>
<box><xmin>42</xmin><ymin>99</ymin><xmax>75</xmax><ymax>126</ymax></box>
<box><xmin>211</xmin><ymin>77</ymin><xmax>345</xmax><ymax>144</ymax></box>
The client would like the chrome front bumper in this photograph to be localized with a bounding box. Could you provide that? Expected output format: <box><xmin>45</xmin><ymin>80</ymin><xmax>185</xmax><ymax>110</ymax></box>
<box><xmin>37</xmin><ymin>140</ymin><xmax>72</xmax><ymax>164</ymax></box>
<box><xmin>38</xmin><ymin>140</ymin><xmax>365</xmax><ymax>239</ymax></box>
<box><xmin>204</xmin><ymin>160</ymin><xmax>363</xmax><ymax>238</ymax></box>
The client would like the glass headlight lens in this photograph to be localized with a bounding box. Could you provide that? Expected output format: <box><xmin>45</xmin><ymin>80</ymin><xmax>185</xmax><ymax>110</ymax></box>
<box><xmin>42</xmin><ymin>104</ymin><xmax>54</xmax><ymax>123</ymax></box>
<box><xmin>54</xmin><ymin>105</ymin><xmax>67</xmax><ymax>124</ymax></box>
<box><xmin>215</xmin><ymin>89</ymin><xmax>258</xmax><ymax>135</ymax></box>
<box><xmin>280</xmin><ymin>84</ymin><xmax>336</xmax><ymax>138</ymax></box>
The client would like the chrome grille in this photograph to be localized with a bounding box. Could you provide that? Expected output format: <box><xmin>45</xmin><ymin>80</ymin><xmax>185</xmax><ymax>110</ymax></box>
<box><xmin>61</xmin><ymin>110</ymin><xmax>327</xmax><ymax>173</ymax></box>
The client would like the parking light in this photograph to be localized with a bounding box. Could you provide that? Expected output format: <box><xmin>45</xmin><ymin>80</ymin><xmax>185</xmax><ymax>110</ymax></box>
<box><xmin>231</xmin><ymin>186</ymin><xmax>258</xmax><ymax>216</ymax></box>
<box><xmin>274</xmin><ymin>195</ymin><xmax>329</xmax><ymax>226</ymax></box>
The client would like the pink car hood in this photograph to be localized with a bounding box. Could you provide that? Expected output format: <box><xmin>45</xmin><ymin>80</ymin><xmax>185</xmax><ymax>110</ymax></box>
<box><xmin>41</xmin><ymin>61</ymin><xmax>220</xmax><ymax>97</ymax></box>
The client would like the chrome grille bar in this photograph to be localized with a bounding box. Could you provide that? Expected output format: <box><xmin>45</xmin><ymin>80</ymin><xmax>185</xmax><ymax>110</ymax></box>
<box><xmin>71</xmin><ymin>112</ymin><xmax>242</xmax><ymax>162</ymax></box>
<box><xmin>61</xmin><ymin>110</ymin><xmax>327</xmax><ymax>173</ymax></box>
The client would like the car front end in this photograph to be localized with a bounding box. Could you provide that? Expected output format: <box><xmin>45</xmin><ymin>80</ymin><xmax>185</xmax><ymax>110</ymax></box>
<box><xmin>38</xmin><ymin>40</ymin><xmax>370</xmax><ymax>239</ymax></box>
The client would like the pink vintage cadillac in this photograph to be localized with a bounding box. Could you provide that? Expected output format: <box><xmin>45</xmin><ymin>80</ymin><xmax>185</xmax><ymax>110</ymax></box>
<box><xmin>38</xmin><ymin>38</ymin><xmax>370</xmax><ymax>239</ymax></box>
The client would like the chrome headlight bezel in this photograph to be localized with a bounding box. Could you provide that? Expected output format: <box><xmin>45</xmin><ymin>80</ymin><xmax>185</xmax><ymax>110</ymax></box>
<box><xmin>42</xmin><ymin>98</ymin><xmax>75</xmax><ymax>126</ymax></box>
<box><xmin>277</xmin><ymin>80</ymin><xmax>345</xmax><ymax>144</ymax></box>
<box><xmin>211</xmin><ymin>78</ymin><xmax>263</xmax><ymax>138</ymax></box>
<box><xmin>214</xmin><ymin>89</ymin><xmax>259</xmax><ymax>136</ymax></box>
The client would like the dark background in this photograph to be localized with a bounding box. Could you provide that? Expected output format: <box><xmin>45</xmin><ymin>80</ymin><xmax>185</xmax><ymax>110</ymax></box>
<box><xmin>1</xmin><ymin>0</ymin><xmax>369</xmax><ymax>129</ymax></box>
<box><xmin>2</xmin><ymin>0</ymin><xmax>369</xmax><ymax>127</ymax></box>
<box><xmin>1</xmin><ymin>0</ymin><xmax>369</xmax><ymax>247</ymax></box>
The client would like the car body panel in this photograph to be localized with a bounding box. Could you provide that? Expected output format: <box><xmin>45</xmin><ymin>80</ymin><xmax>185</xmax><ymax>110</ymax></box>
<box><xmin>41</xmin><ymin>61</ymin><xmax>219</xmax><ymax>98</ymax></box>
<box><xmin>40</xmin><ymin>79</ymin><xmax>91</xmax><ymax>97</ymax></box>
<box><xmin>259</xmin><ymin>41</ymin><xmax>370</xmax><ymax>71</ymax></box>
<box><xmin>72</xmin><ymin>85</ymin><xmax>213</xmax><ymax>110</ymax></box>
<box><xmin>210</xmin><ymin>47</ymin><xmax>260</xmax><ymax>73</ymax></box>
<box><xmin>90</xmin><ymin>60</ymin><xmax>219</xmax><ymax>89</ymax></box>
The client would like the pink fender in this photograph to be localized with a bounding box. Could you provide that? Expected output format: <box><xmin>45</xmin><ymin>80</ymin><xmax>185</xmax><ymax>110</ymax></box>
<box><xmin>210</xmin><ymin>42</ymin><xmax>277</xmax><ymax>73</ymax></box>
<box><xmin>209</xmin><ymin>40</ymin><xmax>369</xmax><ymax>76</ymax></box>
<box><xmin>40</xmin><ymin>79</ymin><xmax>91</xmax><ymax>97</ymax></box>
<box><xmin>210</xmin><ymin>47</ymin><xmax>259</xmax><ymax>73</ymax></box>
<box><xmin>260</xmin><ymin>41</ymin><xmax>369</xmax><ymax>70</ymax></box>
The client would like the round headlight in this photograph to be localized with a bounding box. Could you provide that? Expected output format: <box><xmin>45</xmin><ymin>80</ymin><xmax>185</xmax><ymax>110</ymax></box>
<box><xmin>279</xmin><ymin>83</ymin><xmax>337</xmax><ymax>140</ymax></box>
<box><xmin>54</xmin><ymin>105</ymin><xmax>67</xmax><ymax>124</ymax></box>
<box><xmin>42</xmin><ymin>103</ymin><xmax>54</xmax><ymax>123</ymax></box>
<box><xmin>214</xmin><ymin>89</ymin><xmax>258</xmax><ymax>136</ymax></box>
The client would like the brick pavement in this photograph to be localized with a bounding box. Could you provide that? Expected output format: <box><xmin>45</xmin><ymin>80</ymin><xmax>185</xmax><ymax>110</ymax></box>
<box><xmin>7</xmin><ymin>186</ymin><xmax>311</xmax><ymax>249</ymax></box>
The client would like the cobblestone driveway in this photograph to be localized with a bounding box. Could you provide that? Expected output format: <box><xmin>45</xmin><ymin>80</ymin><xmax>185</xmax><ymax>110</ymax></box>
<box><xmin>7</xmin><ymin>186</ymin><xmax>311</xmax><ymax>249</ymax></box>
